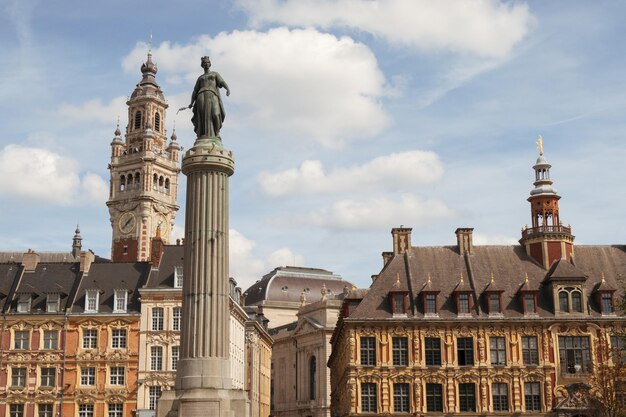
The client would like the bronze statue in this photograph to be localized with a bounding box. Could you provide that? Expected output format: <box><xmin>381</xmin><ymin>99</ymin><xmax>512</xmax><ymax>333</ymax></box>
<box><xmin>186</xmin><ymin>56</ymin><xmax>230</xmax><ymax>139</ymax></box>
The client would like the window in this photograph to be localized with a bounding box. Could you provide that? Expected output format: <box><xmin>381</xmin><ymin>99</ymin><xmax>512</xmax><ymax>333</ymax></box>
<box><xmin>392</xmin><ymin>293</ymin><xmax>406</xmax><ymax>314</ymax></box>
<box><xmin>571</xmin><ymin>291</ymin><xmax>583</xmax><ymax>312</ymax></box>
<box><xmin>46</xmin><ymin>293</ymin><xmax>60</xmax><ymax>313</ymax></box>
<box><xmin>360</xmin><ymin>337</ymin><xmax>376</xmax><ymax>366</ymax></box>
<box><xmin>17</xmin><ymin>293</ymin><xmax>31</xmax><ymax>313</ymax></box>
<box><xmin>309</xmin><ymin>356</ymin><xmax>317</xmax><ymax>400</ymax></box>
<box><xmin>149</xmin><ymin>386</ymin><xmax>162</xmax><ymax>410</ymax></box>
<box><xmin>85</xmin><ymin>289</ymin><xmax>99</xmax><ymax>313</ymax></box>
<box><xmin>9</xmin><ymin>405</ymin><xmax>23</xmax><ymax>417</ymax></box>
<box><xmin>81</xmin><ymin>367</ymin><xmax>96</xmax><ymax>386</ymax></box>
<box><xmin>111</xmin><ymin>329</ymin><xmax>127</xmax><ymax>349</ymax></box>
<box><xmin>361</xmin><ymin>383</ymin><xmax>377</xmax><ymax>413</ymax></box>
<box><xmin>41</xmin><ymin>367</ymin><xmax>56</xmax><ymax>387</ymax></box>
<box><xmin>459</xmin><ymin>383</ymin><xmax>476</xmax><ymax>412</ymax></box>
<box><xmin>425</xmin><ymin>294</ymin><xmax>437</xmax><ymax>314</ymax></box>
<box><xmin>425</xmin><ymin>337</ymin><xmax>441</xmax><ymax>366</ymax></box>
<box><xmin>171</xmin><ymin>346</ymin><xmax>180</xmax><ymax>371</ymax></box>
<box><xmin>489</xmin><ymin>293</ymin><xmax>501</xmax><ymax>313</ymax></box>
<box><xmin>151</xmin><ymin>346</ymin><xmax>163</xmax><ymax>370</ymax></box>
<box><xmin>457</xmin><ymin>337</ymin><xmax>474</xmax><ymax>366</ymax></box>
<box><xmin>110</xmin><ymin>367</ymin><xmax>125</xmax><ymax>385</ymax></box>
<box><xmin>458</xmin><ymin>293</ymin><xmax>470</xmax><ymax>314</ymax></box>
<box><xmin>152</xmin><ymin>307</ymin><xmax>164</xmax><ymax>331</ymax></box>
<box><xmin>426</xmin><ymin>383</ymin><xmax>443</xmax><ymax>412</ymax></box>
<box><xmin>559</xmin><ymin>336</ymin><xmax>591</xmax><ymax>374</ymax></box>
<box><xmin>113</xmin><ymin>289</ymin><xmax>127</xmax><ymax>313</ymax></box>
<box><xmin>78</xmin><ymin>404</ymin><xmax>94</xmax><ymax>417</ymax></box>
<box><xmin>134</xmin><ymin>111</ymin><xmax>142</xmax><ymax>130</ymax></box>
<box><xmin>392</xmin><ymin>337</ymin><xmax>408</xmax><ymax>367</ymax></box>
<box><xmin>522</xmin><ymin>336</ymin><xmax>539</xmax><ymax>365</ymax></box>
<box><xmin>394</xmin><ymin>383</ymin><xmax>410</xmax><ymax>413</ymax></box>
<box><xmin>559</xmin><ymin>291</ymin><xmax>569</xmax><ymax>312</ymax></box>
<box><xmin>602</xmin><ymin>293</ymin><xmax>615</xmax><ymax>314</ymax></box>
<box><xmin>172</xmin><ymin>307</ymin><xmax>182</xmax><ymax>331</ymax></box>
<box><xmin>11</xmin><ymin>367</ymin><xmax>26</xmax><ymax>387</ymax></box>
<box><xmin>108</xmin><ymin>404</ymin><xmax>123</xmax><ymax>417</ymax></box>
<box><xmin>154</xmin><ymin>112</ymin><xmax>161</xmax><ymax>131</ymax></box>
<box><xmin>83</xmin><ymin>329</ymin><xmax>98</xmax><ymax>349</ymax></box>
<box><xmin>611</xmin><ymin>336</ymin><xmax>626</xmax><ymax>364</ymax></box>
<box><xmin>175</xmin><ymin>266</ymin><xmax>183</xmax><ymax>288</ymax></box>
<box><xmin>492</xmin><ymin>383</ymin><xmax>509</xmax><ymax>412</ymax></box>
<box><xmin>524</xmin><ymin>382</ymin><xmax>541</xmax><ymax>412</ymax></box>
<box><xmin>14</xmin><ymin>330</ymin><xmax>29</xmax><ymax>350</ymax></box>
<box><xmin>38</xmin><ymin>404</ymin><xmax>53</xmax><ymax>417</ymax></box>
<box><xmin>524</xmin><ymin>293</ymin><xmax>536</xmax><ymax>314</ymax></box>
<box><xmin>43</xmin><ymin>330</ymin><xmax>58</xmax><ymax>349</ymax></box>
<box><xmin>490</xmin><ymin>337</ymin><xmax>506</xmax><ymax>366</ymax></box>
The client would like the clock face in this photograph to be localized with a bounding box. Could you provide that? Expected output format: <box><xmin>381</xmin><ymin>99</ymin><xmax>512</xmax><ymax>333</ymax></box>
<box><xmin>118</xmin><ymin>212</ymin><xmax>137</xmax><ymax>234</ymax></box>
<box><xmin>155</xmin><ymin>214</ymin><xmax>168</xmax><ymax>236</ymax></box>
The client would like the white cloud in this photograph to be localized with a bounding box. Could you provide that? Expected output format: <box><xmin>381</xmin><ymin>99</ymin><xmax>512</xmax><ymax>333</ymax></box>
<box><xmin>473</xmin><ymin>233</ymin><xmax>519</xmax><ymax>245</ymax></box>
<box><xmin>122</xmin><ymin>28</ymin><xmax>390</xmax><ymax>147</ymax></box>
<box><xmin>80</xmin><ymin>173</ymin><xmax>108</xmax><ymax>204</ymax></box>
<box><xmin>229</xmin><ymin>229</ymin><xmax>305</xmax><ymax>290</ymax></box>
<box><xmin>57</xmin><ymin>96</ymin><xmax>127</xmax><ymax>125</ymax></box>
<box><xmin>238</xmin><ymin>0</ymin><xmax>533</xmax><ymax>58</ymax></box>
<box><xmin>259</xmin><ymin>150</ymin><xmax>443</xmax><ymax>196</ymax></box>
<box><xmin>303</xmin><ymin>194</ymin><xmax>455</xmax><ymax>230</ymax></box>
<box><xmin>0</xmin><ymin>144</ymin><xmax>105</xmax><ymax>206</ymax></box>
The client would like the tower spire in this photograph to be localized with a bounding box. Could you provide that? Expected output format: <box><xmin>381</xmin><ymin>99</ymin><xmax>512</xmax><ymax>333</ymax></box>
<box><xmin>520</xmin><ymin>136</ymin><xmax>574</xmax><ymax>268</ymax></box>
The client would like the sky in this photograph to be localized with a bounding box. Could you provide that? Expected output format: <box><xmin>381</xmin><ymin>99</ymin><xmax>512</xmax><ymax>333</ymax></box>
<box><xmin>1</xmin><ymin>0</ymin><xmax>625</xmax><ymax>291</ymax></box>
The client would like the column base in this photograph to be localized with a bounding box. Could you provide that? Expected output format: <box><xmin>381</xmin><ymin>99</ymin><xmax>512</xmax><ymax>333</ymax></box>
<box><xmin>157</xmin><ymin>387</ymin><xmax>249</xmax><ymax>417</ymax></box>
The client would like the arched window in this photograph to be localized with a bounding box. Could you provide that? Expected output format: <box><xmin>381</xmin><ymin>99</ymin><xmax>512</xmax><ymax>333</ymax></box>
<box><xmin>153</xmin><ymin>174</ymin><xmax>158</xmax><ymax>191</ymax></box>
<box><xmin>559</xmin><ymin>291</ymin><xmax>569</xmax><ymax>312</ymax></box>
<box><xmin>127</xmin><ymin>174</ymin><xmax>133</xmax><ymax>188</ymax></box>
<box><xmin>134</xmin><ymin>173</ymin><xmax>141</xmax><ymax>190</ymax></box>
<box><xmin>134</xmin><ymin>111</ymin><xmax>142</xmax><ymax>129</ymax></box>
<box><xmin>119</xmin><ymin>175</ymin><xmax>126</xmax><ymax>191</ymax></box>
<box><xmin>571</xmin><ymin>291</ymin><xmax>583</xmax><ymax>312</ymax></box>
<box><xmin>164</xmin><ymin>178</ymin><xmax>170</xmax><ymax>194</ymax></box>
<box><xmin>309</xmin><ymin>356</ymin><xmax>316</xmax><ymax>400</ymax></box>
<box><xmin>154</xmin><ymin>112</ymin><xmax>161</xmax><ymax>131</ymax></box>
<box><xmin>159</xmin><ymin>176</ymin><xmax>164</xmax><ymax>192</ymax></box>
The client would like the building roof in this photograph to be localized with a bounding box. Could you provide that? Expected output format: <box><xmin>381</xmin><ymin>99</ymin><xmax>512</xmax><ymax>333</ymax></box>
<box><xmin>144</xmin><ymin>245</ymin><xmax>184</xmax><ymax>288</ymax></box>
<box><xmin>244</xmin><ymin>266</ymin><xmax>352</xmax><ymax>305</ymax></box>
<box><xmin>347</xmin><ymin>242</ymin><xmax>626</xmax><ymax>321</ymax></box>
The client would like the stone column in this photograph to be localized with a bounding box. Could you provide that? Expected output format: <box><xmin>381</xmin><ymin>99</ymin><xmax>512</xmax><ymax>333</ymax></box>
<box><xmin>158</xmin><ymin>138</ymin><xmax>247</xmax><ymax>417</ymax></box>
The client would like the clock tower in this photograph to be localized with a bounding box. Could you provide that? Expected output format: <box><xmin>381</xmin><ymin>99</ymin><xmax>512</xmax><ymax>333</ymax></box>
<box><xmin>107</xmin><ymin>51</ymin><xmax>180</xmax><ymax>262</ymax></box>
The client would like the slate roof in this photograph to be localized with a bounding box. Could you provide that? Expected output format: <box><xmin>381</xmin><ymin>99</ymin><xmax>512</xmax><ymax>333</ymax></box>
<box><xmin>144</xmin><ymin>245</ymin><xmax>184</xmax><ymax>288</ymax></box>
<box><xmin>347</xmin><ymin>243</ymin><xmax>626</xmax><ymax>321</ymax></box>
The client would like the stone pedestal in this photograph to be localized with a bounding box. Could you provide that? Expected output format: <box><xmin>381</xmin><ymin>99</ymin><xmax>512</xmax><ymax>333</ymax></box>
<box><xmin>157</xmin><ymin>137</ymin><xmax>248</xmax><ymax>417</ymax></box>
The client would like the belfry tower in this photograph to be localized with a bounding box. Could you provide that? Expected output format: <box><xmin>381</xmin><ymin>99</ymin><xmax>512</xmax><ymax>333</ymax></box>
<box><xmin>519</xmin><ymin>135</ymin><xmax>575</xmax><ymax>268</ymax></box>
<box><xmin>107</xmin><ymin>51</ymin><xmax>180</xmax><ymax>262</ymax></box>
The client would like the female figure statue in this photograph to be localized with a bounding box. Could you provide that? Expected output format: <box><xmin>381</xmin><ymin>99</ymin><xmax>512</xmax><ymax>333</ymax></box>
<box><xmin>188</xmin><ymin>56</ymin><xmax>230</xmax><ymax>138</ymax></box>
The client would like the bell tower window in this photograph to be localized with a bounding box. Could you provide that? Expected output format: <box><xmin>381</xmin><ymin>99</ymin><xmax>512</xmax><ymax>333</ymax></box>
<box><xmin>153</xmin><ymin>174</ymin><xmax>158</xmax><ymax>190</ymax></box>
<box><xmin>165</xmin><ymin>178</ymin><xmax>170</xmax><ymax>194</ymax></box>
<box><xmin>119</xmin><ymin>175</ymin><xmax>126</xmax><ymax>191</ymax></box>
<box><xmin>154</xmin><ymin>112</ymin><xmax>160</xmax><ymax>131</ymax></box>
<box><xmin>134</xmin><ymin>173</ymin><xmax>141</xmax><ymax>190</ymax></box>
<box><xmin>134</xmin><ymin>111</ymin><xmax>142</xmax><ymax>129</ymax></box>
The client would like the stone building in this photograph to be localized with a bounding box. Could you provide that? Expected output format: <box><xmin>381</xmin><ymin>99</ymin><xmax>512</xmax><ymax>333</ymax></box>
<box><xmin>329</xmin><ymin>146</ymin><xmax>626</xmax><ymax>417</ymax></box>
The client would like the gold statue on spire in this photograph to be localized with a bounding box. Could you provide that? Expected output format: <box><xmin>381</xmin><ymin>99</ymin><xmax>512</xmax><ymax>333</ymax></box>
<box><xmin>536</xmin><ymin>134</ymin><xmax>544</xmax><ymax>156</ymax></box>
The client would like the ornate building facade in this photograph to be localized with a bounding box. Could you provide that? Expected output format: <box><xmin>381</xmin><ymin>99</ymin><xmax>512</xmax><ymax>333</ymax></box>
<box><xmin>329</xmin><ymin>145</ymin><xmax>626</xmax><ymax>417</ymax></box>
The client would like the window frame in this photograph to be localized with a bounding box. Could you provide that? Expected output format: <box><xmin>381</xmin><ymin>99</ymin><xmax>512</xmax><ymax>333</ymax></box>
<box><xmin>361</xmin><ymin>382</ymin><xmax>377</xmax><ymax>413</ymax></box>
<box><xmin>457</xmin><ymin>337</ymin><xmax>474</xmax><ymax>366</ymax></box>
<box><xmin>360</xmin><ymin>336</ymin><xmax>376</xmax><ymax>366</ymax></box>
<box><xmin>111</xmin><ymin>328</ymin><xmax>127</xmax><ymax>349</ymax></box>
<box><xmin>151</xmin><ymin>346</ymin><xmax>163</xmax><ymax>371</ymax></box>
<box><xmin>393</xmin><ymin>382</ymin><xmax>410</xmax><ymax>413</ymax></box>
<box><xmin>172</xmin><ymin>307</ymin><xmax>182</xmax><ymax>331</ymax></box>
<box><xmin>78</xmin><ymin>404</ymin><xmax>94</xmax><ymax>417</ymax></box>
<box><xmin>149</xmin><ymin>386</ymin><xmax>162</xmax><ymax>410</ymax></box>
<box><xmin>457</xmin><ymin>293</ymin><xmax>471</xmax><ymax>314</ymax></box>
<box><xmin>80</xmin><ymin>367</ymin><xmax>96</xmax><ymax>386</ymax></box>
<box><xmin>11</xmin><ymin>367</ymin><xmax>27</xmax><ymax>387</ymax></box>
<box><xmin>426</xmin><ymin>383</ymin><xmax>443</xmax><ymax>412</ymax></box>
<box><xmin>558</xmin><ymin>335</ymin><xmax>592</xmax><ymax>375</ymax></box>
<box><xmin>85</xmin><ymin>289</ymin><xmax>99</xmax><ymax>313</ymax></box>
<box><xmin>40</xmin><ymin>367</ymin><xmax>56</xmax><ymax>387</ymax></box>
<box><xmin>108</xmin><ymin>404</ymin><xmax>123</xmax><ymax>417</ymax></box>
<box><xmin>113</xmin><ymin>289</ymin><xmax>128</xmax><ymax>313</ymax></box>
<box><xmin>9</xmin><ymin>404</ymin><xmax>24</xmax><ymax>417</ymax></box>
<box><xmin>171</xmin><ymin>345</ymin><xmax>180</xmax><ymax>371</ymax></box>
<box><xmin>174</xmin><ymin>266</ymin><xmax>183</xmax><ymax>288</ymax></box>
<box><xmin>46</xmin><ymin>293</ymin><xmax>60</xmax><ymax>313</ymax></box>
<box><xmin>490</xmin><ymin>336</ymin><xmax>507</xmax><ymax>366</ymax></box>
<box><xmin>492</xmin><ymin>382</ymin><xmax>509</xmax><ymax>412</ymax></box>
<box><xmin>38</xmin><ymin>404</ymin><xmax>53</xmax><ymax>417</ymax></box>
<box><xmin>459</xmin><ymin>383</ymin><xmax>476</xmax><ymax>412</ymax></box>
<box><xmin>424</xmin><ymin>293</ymin><xmax>438</xmax><ymax>315</ymax></box>
<box><xmin>522</xmin><ymin>336</ymin><xmax>539</xmax><ymax>365</ymax></box>
<box><xmin>17</xmin><ymin>293</ymin><xmax>31</xmax><ymax>313</ymax></box>
<box><xmin>82</xmin><ymin>328</ymin><xmax>98</xmax><ymax>349</ymax></box>
<box><xmin>524</xmin><ymin>381</ymin><xmax>541</xmax><ymax>412</ymax></box>
<box><xmin>523</xmin><ymin>292</ymin><xmax>537</xmax><ymax>314</ymax></box>
<box><xmin>14</xmin><ymin>330</ymin><xmax>29</xmax><ymax>350</ymax></box>
<box><xmin>425</xmin><ymin>337</ymin><xmax>442</xmax><ymax>367</ymax></box>
<box><xmin>392</xmin><ymin>337</ymin><xmax>408</xmax><ymax>367</ymax></box>
<box><xmin>152</xmin><ymin>307</ymin><xmax>164</xmax><ymax>331</ymax></box>
<box><xmin>110</xmin><ymin>366</ymin><xmax>125</xmax><ymax>386</ymax></box>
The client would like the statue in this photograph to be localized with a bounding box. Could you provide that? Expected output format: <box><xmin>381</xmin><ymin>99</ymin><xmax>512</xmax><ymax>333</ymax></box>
<box><xmin>185</xmin><ymin>56</ymin><xmax>230</xmax><ymax>139</ymax></box>
<box><xmin>536</xmin><ymin>134</ymin><xmax>544</xmax><ymax>156</ymax></box>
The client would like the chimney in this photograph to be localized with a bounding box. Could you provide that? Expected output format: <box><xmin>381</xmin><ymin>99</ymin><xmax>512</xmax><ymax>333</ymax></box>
<box><xmin>22</xmin><ymin>249</ymin><xmax>40</xmax><ymax>272</ymax></box>
<box><xmin>80</xmin><ymin>250</ymin><xmax>95</xmax><ymax>273</ymax></box>
<box><xmin>382</xmin><ymin>252</ymin><xmax>393</xmax><ymax>267</ymax></box>
<box><xmin>455</xmin><ymin>228</ymin><xmax>474</xmax><ymax>255</ymax></box>
<box><xmin>150</xmin><ymin>236</ymin><xmax>165</xmax><ymax>267</ymax></box>
<box><xmin>391</xmin><ymin>227</ymin><xmax>412</xmax><ymax>255</ymax></box>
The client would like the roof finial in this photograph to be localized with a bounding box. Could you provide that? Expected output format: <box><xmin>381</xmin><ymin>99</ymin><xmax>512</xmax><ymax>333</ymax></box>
<box><xmin>490</xmin><ymin>271</ymin><xmax>495</xmax><ymax>285</ymax></box>
<box><xmin>536</xmin><ymin>134</ymin><xmax>544</xmax><ymax>156</ymax></box>
<box><xmin>148</xmin><ymin>31</ymin><xmax>153</xmax><ymax>55</ymax></box>
<box><xmin>396</xmin><ymin>273</ymin><xmax>400</xmax><ymax>285</ymax></box>
<box><xmin>524</xmin><ymin>272</ymin><xmax>529</xmax><ymax>284</ymax></box>
<box><xmin>601</xmin><ymin>272</ymin><xmax>606</xmax><ymax>283</ymax></box>
<box><xmin>427</xmin><ymin>272</ymin><xmax>432</xmax><ymax>285</ymax></box>
<box><xmin>460</xmin><ymin>271</ymin><xmax>464</xmax><ymax>284</ymax></box>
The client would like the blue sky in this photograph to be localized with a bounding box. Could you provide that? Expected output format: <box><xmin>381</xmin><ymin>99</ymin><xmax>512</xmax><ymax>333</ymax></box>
<box><xmin>1</xmin><ymin>0</ymin><xmax>625</xmax><ymax>290</ymax></box>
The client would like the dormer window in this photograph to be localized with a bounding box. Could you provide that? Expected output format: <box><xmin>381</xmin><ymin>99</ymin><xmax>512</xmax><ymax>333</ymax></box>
<box><xmin>522</xmin><ymin>293</ymin><xmax>537</xmax><ymax>315</ymax></box>
<box><xmin>113</xmin><ymin>289</ymin><xmax>128</xmax><ymax>313</ymax></box>
<box><xmin>558</xmin><ymin>287</ymin><xmax>584</xmax><ymax>313</ymax></box>
<box><xmin>571</xmin><ymin>291</ymin><xmax>582</xmax><ymax>312</ymax></box>
<box><xmin>174</xmin><ymin>266</ymin><xmax>183</xmax><ymax>288</ymax></box>
<box><xmin>85</xmin><ymin>289</ymin><xmax>99</xmax><ymax>313</ymax></box>
<box><xmin>424</xmin><ymin>293</ymin><xmax>438</xmax><ymax>315</ymax></box>
<box><xmin>559</xmin><ymin>291</ymin><xmax>569</xmax><ymax>312</ymax></box>
<box><xmin>488</xmin><ymin>293</ymin><xmax>502</xmax><ymax>314</ymax></box>
<box><xmin>458</xmin><ymin>293</ymin><xmax>470</xmax><ymax>314</ymax></box>
<box><xmin>601</xmin><ymin>293</ymin><xmax>615</xmax><ymax>315</ymax></box>
<box><xmin>17</xmin><ymin>294</ymin><xmax>31</xmax><ymax>313</ymax></box>
<box><xmin>46</xmin><ymin>293</ymin><xmax>60</xmax><ymax>313</ymax></box>
<box><xmin>390</xmin><ymin>292</ymin><xmax>408</xmax><ymax>315</ymax></box>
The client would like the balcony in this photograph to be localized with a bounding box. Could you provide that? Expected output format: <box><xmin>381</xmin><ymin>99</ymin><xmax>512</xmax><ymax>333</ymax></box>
<box><xmin>521</xmin><ymin>225</ymin><xmax>572</xmax><ymax>239</ymax></box>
